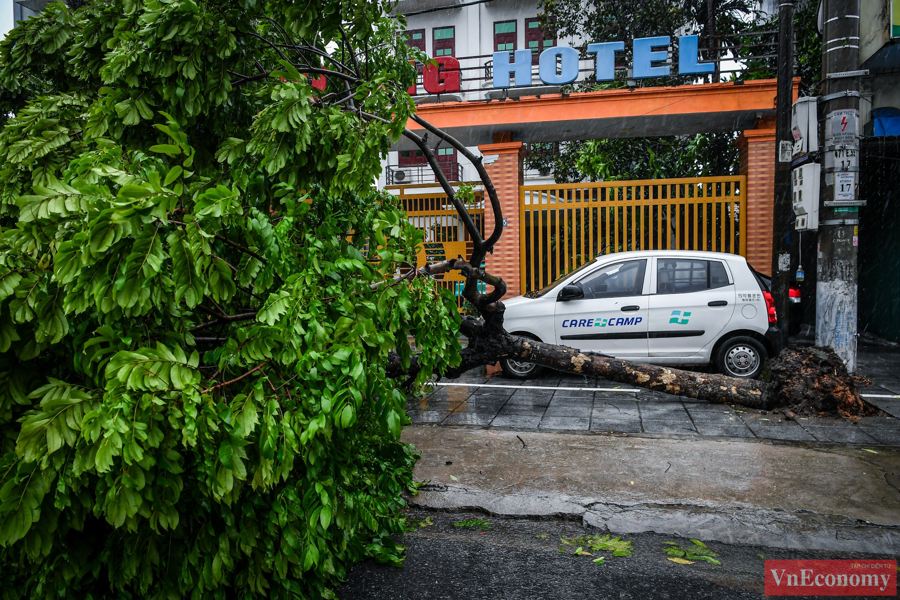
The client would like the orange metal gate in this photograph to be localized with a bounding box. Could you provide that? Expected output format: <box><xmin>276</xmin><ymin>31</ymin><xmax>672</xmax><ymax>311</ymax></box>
<box><xmin>520</xmin><ymin>176</ymin><xmax>747</xmax><ymax>293</ymax></box>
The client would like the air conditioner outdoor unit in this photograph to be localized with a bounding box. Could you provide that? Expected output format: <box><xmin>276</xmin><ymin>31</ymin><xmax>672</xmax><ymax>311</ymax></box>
<box><xmin>393</xmin><ymin>169</ymin><xmax>407</xmax><ymax>182</ymax></box>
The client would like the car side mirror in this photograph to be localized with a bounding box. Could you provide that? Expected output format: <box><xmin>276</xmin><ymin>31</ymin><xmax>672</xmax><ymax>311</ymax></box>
<box><xmin>557</xmin><ymin>283</ymin><xmax>584</xmax><ymax>301</ymax></box>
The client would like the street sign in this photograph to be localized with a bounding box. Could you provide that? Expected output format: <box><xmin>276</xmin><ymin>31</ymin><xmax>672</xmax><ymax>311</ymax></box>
<box><xmin>834</xmin><ymin>172</ymin><xmax>856</xmax><ymax>201</ymax></box>
<box><xmin>826</xmin><ymin>109</ymin><xmax>859</xmax><ymax>145</ymax></box>
<box><xmin>824</xmin><ymin>145</ymin><xmax>859</xmax><ymax>172</ymax></box>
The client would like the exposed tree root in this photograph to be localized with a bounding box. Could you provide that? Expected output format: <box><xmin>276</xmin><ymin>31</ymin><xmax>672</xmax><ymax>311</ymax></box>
<box><xmin>768</xmin><ymin>346</ymin><xmax>880</xmax><ymax>418</ymax></box>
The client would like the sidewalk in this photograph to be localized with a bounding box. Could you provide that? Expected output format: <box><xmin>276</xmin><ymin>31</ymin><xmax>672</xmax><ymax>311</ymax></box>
<box><xmin>405</xmin><ymin>341</ymin><xmax>900</xmax><ymax>445</ymax></box>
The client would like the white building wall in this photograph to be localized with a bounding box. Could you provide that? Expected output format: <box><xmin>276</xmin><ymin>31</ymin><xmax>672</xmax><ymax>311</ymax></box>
<box><xmin>382</xmin><ymin>0</ymin><xmax>580</xmax><ymax>190</ymax></box>
<box><xmin>0</xmin><ymin>0</ymin><xmax>16</xmax><ymax>39</ymax></box>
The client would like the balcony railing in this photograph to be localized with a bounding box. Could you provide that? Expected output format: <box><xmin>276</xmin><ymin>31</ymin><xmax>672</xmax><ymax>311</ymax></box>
<box><xmin>386</xmin><ymin>162</ymin><xmax>464</xmax><ymax>186</ymax></box>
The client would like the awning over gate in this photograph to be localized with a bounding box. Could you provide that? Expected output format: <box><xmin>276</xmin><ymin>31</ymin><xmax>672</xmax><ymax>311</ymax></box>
<box><xmin>395</xmin><ymin>79</ymin><xmax>796</xmax><ymax>151</ymax></box>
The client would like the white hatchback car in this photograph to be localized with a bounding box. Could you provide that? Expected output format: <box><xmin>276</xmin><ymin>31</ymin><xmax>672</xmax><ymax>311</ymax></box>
<box><xmin>501</xmin><ymin>250</ymin><xmax>783</xmax><ymax>379</ymax></box>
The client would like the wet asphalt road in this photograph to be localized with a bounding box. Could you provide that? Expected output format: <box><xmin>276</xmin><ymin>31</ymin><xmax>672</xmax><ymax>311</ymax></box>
<box><xmin>338</xmin><ymin>510</ymin><xmax>881</xmax><ymax>600</ymax></box>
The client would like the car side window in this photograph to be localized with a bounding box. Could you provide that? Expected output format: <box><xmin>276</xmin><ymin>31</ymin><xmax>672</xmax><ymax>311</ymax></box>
<box><xmin>709</xmin><ymin>261</ymin><xmax>730</xmax><ymax>289</ymax></box>
<box><xmin>656</xmin><ymin>259</ymin><xmax>731</xmax><ymax>294</ymax></box>
<box><xmin>576</xmin><ymin>260</ymin><xmax>647</xmax><ymax>299</ymax></box>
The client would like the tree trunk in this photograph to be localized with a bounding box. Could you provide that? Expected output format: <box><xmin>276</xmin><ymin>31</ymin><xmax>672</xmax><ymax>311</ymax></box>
<box><xmin>442</xmin><ymin>318</ymin><xmax>772</xmax><ymax>409</ymax></box>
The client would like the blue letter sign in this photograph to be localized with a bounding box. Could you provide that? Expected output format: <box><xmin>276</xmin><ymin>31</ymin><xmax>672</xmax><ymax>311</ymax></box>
<box><xmin>678</xmin><ymin>35</ymin><xmax>715</xmax><ymax>75</ymax></box>
<box><xmin>586</xmin><ymin>41</ymin><xmax>625</xmax><ymax>81</ymax></box>
<box><xmin>492</xmin><ymin>49</ymin><xmax>532</xmax><ymax>87</ymax></box>
<box><xmin>632</xmin><ymin>36</ymin><xmax>671</xmax><ymax>78</ymax></box>
<box><xmin>487</xmin><ymin>35</ymin><xmax>716</xmax><ymax>90</ymax></box>
<box><xmin>538</xmin><ymin>46</ymin><xmax>580</xmax><ymax>85</ymax></box>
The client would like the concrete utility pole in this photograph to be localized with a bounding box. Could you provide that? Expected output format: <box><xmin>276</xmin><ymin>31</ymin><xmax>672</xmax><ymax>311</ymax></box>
<box><xmin>816</xmin><ymin>0</ymin><xmax>862</xmax><ymax>372</ymax></box>
<box><xmin>771</xmin><ymin>0</ymin><xmax>795</xmax><ymax>338</ymax></box>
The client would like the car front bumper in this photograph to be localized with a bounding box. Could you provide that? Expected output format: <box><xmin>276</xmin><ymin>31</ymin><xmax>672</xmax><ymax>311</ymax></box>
<box><xmin>765</xmin><ymin>325</ymin><xmax>784</xmax><ymax>356</ymax></box>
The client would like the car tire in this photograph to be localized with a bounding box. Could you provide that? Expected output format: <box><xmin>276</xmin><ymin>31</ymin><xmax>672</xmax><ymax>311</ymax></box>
<box><xmin>499</xmin><ymin>334</ymin><xmax>544</xmax><ymax>380</ymax></box>
<box><xmin>715</xmin><ymin>336</ymin><xmax>768</xmax><ymax>379</ymax></box>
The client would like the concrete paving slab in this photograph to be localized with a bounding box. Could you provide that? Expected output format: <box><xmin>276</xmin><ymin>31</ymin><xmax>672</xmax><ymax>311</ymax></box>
<box><xmin>801</xmin><ymin>425</ymin><xmax>878</xmax><ymax>444</ymax></box>
<box><xmin>745</xmin><ymin>423</ymin><xmax>817</xmax><ymax>441</ymax></box>
<box><xmin>547</xmin><ymin>398</ymin><xmax>594</xmax><ymax>408</ymax></box>
<box><xmin>497</xmin><ymin>404</ymin><xmax>545</xmax><ymax>416</ymax></box>
<box><xmin>693</xmin><ymin>423</ymin><xmax>756</xmax><ymax>437</ymax></box>
<box><xmin>589</xmin><ymin>419</ymin><xmax>642</xmax><ymax>433</ymax></box>
<box><xmin>864</xmin><ymin>428</ymin><xmax>900</xmax><ymax>444</ymax></box>
<box><xmin>544</xmin><ymin>407</ymin><xmax>593</xmax><ymax>418</ymax></box>
<box><xmin>490</xmin><ymin>415</ymin><xmax>542</xmax><ymax>428</ymax></box>
<box><xmin>640</xmin><ymin>420</ymin><xmax>698</xmax><ymax>435</ymax></box>
<box><xmin>685</xmin><ymin>410</ymin><xmax>742</xmax><ymax>424</ymax></box>
<box><xmin>407</xmin><ymin>410</ymin><xmax>449</xmax><ymax>424</ymax></box>
<box><xmin>442</xmin><ymin>412</ymin><xmax>496</xmax><ymax>426</ymax></box>
<box><xmin>591</xmin><ymin>408</ymin><xmax>640</xmax><ymax>420</ymax></box>
<box><xmin>641</xmin><ymin>405</ymin><xmax>690</xmax><ymax>419</ymax></box>
<box><xmin>539</xmin><ymin>416</ymin><xmax>590</xmax><ymax>430</ymax></box>
<box><xmin>865</xmin><ymin>397</ymin><xmax>900</xmax><ymax>418</ymax></box>
<box><xmin>594</xmin><ymin>397</ymin><xmax>642</xmax><ymax>407</ymax></box>
<box><xmin>510</xmin><ymin>389</ymin><xmax>555</xmax><ymax>398</ymax></box>
<box><xmin>403</xmin><ymin>426</ymin><xmax>900</xmax><ymax>553</ymax></box>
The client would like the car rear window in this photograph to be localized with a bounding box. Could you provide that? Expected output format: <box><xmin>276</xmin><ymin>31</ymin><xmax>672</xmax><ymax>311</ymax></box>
<box><xmin>657</xmin><ymin>259</ymin><xmax>731</xmax><ymax>294</ymax></box>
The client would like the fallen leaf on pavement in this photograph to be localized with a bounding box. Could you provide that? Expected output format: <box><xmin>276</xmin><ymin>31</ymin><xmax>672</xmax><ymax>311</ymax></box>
<box><xmin>668</xmin><ymin>558</ymin><xmax>695</xmax><ymax>565</ymax></box>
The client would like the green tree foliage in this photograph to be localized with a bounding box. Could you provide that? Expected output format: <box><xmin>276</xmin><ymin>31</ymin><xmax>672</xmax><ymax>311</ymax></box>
<box><xmin>0</xmin><ymin>0</ymin><xmax>461</xmax><ymax>597</ymax></box>
<box><xmin>526</xmin><ymin>133</ymin><xmax>740</xmax><ymax>184</ymax></box>
<box><xmin>737</xmin><ymin>0</ymin><xmax>823</xmax><ymax>92</ymax></box>
<box><xmin>541</xmin><ymin>0</ymin><xmax>756</xmax><ymax>65</ymax></box>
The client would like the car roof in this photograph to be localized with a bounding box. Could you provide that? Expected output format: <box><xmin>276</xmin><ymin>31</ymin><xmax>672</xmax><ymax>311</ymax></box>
<box><xmin>591</xmin><ymin>250</ymin><xmax>748</xmax><ymax>264</ymax></box>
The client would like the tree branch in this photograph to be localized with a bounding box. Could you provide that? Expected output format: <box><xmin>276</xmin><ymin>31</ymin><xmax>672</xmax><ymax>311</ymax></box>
<box><xmin>203</xmin><ymin>361</ymin><xmax>269</xmax><ymax>394</ymax></box>
<box><xmin>409</xmin><ymin>113</ymin><xmax>504</xmax><ymax>254</ymax></box>
<box><xmin>190</xmin><ymin>312</ymin><xmax>258</xmax><ymax>332</ymax></box>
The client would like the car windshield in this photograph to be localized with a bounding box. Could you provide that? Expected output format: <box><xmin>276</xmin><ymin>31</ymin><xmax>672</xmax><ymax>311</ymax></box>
<box><xmin>524</xmin><ymin>259</ymin><xmax>598</xmax><ymax>298</ymax></box>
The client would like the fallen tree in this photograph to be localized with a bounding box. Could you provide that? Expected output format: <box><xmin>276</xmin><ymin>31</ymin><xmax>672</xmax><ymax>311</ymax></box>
<box><xmin>0</xmin><ymin>1</ymin><xmax>871</xmax><ymax>597</ymax></box>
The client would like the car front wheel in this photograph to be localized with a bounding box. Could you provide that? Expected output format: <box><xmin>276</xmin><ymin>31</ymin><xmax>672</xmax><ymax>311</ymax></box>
<box><xmin>715</xmin><ymin>336</ymin><xmax>767</xmax><ymax>379</ymax></box>
<box><xmin>499</xmin><ymin>334</ymin><xmax>544</xmax><ymax>379</ymax></box>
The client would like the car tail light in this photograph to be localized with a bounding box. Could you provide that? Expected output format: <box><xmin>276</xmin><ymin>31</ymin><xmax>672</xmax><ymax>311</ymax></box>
<box><xmin>763</xmin><ymin>290</ymin><xmax>778</xmax><ymax>324</ymax></box>
<box><xmin>789</xmin><ymin>286</ymin><xmax>801</xmax><ymax>304</ymax></box>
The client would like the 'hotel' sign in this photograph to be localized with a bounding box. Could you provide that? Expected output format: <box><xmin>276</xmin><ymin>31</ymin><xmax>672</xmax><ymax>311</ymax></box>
<box><xmin>409</xmin><ymin>36</ymin><xmax>714</xmax><ymax>96</ymax></box>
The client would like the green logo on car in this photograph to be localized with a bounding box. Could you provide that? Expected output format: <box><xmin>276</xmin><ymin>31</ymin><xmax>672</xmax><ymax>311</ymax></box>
<box><xmin>669</xmin><ymin>310</ymin><xmax>691</xmax><ymax>325</ymax></box>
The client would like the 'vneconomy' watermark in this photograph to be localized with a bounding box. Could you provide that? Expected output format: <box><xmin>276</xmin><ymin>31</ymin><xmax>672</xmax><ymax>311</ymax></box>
<box><xmin>765</xmin><ymin>560</ymin><xmax>896</xmax><ymax>596</ymax></box>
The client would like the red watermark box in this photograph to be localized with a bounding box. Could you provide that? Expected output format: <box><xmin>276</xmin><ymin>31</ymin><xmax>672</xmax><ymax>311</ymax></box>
<box><xmin>765</xmin><ymin>560</ymin><xmax>896</xmax><ymax>596</ymax></box>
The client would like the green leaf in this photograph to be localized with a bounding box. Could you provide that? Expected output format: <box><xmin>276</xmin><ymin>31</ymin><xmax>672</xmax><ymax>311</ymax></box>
<box><xmin>149</xmin><ymin>144</ymin><xmax>182</xmax><ymax>156</ymax></box>
<box><xmin>339</xmin><ymin>405</ymin><xmax>354</xmax><ymax>429</ymax></box>
<box><xmin>164</xmin><ymin>165</ymin><xmax>183</xmax><ymax>186</ymax></box>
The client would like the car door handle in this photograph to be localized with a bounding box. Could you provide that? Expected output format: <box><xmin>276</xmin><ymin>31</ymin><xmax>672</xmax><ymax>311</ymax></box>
<box><xmin>621</xmin><ymin>305</ymin><xmax>641</xmax><ymax>312</ymax></box>
<box><xmin>708</xmin><ymin>300</ymin><xmax>728</xmax><ymax>307</ymax></box>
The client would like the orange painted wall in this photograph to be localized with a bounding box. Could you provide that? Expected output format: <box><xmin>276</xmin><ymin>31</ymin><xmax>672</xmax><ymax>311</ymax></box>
<box><xmin>478</xmin><ymin>141</ymin><xmax>524</xmax><ymax>298</ymax></box>
<box><xmin>736</xmin><ymin>118</ymin><xmax>777</xmax><ymax>276</ymax></box>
